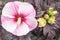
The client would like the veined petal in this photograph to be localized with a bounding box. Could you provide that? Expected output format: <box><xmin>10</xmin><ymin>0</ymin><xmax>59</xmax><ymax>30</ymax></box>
<box><xmin>24</xmin><ymin>17</ymin><xmax>37</xmax><ymax>31</ymax></box>
<box><xmin>18</xmin><ymin>2</ymin><xmax>36</xmax><ymax>17</ymax></box>
<box><xmin>14</xmin><ymin>1</ymin><xmax>22</xmax><ymax>7</ymax></box>
<box><xmin>1</xmin><ymin>16</ymin><xmax>17</xmax><ymax>33</ymax></box>
<box><xmin>13</xmin><ymin>22</ymin><xmax>30</xmax><ymax>36</ymax></box>
<box><xmin>2</xmin><ymin>2</ymin><xmax>18</xmax><ymax>18</ymax></box>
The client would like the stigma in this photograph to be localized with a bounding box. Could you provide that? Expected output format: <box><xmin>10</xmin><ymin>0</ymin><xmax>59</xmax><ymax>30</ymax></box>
<box><xmin>17</xmin><ymin>17</ymin><xmax>21</xmax><ymax>24</ymax></box>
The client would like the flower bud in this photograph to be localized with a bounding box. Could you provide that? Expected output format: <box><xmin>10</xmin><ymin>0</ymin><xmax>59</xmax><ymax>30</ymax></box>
<box><xmin>44</xmin><ymin>14</ymin><xmax>49</xmax><ymax>19</ymax></box>
<box><xmin>48</xmin><ymin>8</ymin><xmax>54</xmax><ymax>16</ymax></box>
<box><xmin>52</xmin><ymin>11</ymin><xmax>58</xmax><ymax>15</ymax></box>
<box><xmin>49</xmin><ymin>7</ymin><xmax>54</xmax><ymax>10</ymax></box>
<box><xmin>48</xmin><ymin>7</ymin><xmax>58</xmax><ymax>16</ymax></box>
<box><xmin>47</xmin><ymin>16</ymin><xmax>56</xmax><ymax>24</ymax></box>
<box><xmin>37</xmin><ymin>18</ymin><xmax>46</xmax><ymax>27</ymax></box>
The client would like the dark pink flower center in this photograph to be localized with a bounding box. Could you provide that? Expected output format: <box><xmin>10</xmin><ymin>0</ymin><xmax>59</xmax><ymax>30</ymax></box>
<box><xmin>14</xmin><ymin>13</ymin><xmax>26</xmax><ymax>24</ymax></box>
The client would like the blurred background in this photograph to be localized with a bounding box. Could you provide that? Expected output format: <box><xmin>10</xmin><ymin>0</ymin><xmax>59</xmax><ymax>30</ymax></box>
<box><xmin>0</xmin><ymin>0</ymin><xmax>60</xmax><ymax>40</ymax></box>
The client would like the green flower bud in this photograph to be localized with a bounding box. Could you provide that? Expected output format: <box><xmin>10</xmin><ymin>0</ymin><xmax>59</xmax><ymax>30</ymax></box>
<box><xmin>48</xmin><ymin>10</ymin><xmax>53</xmax><ymax>16</ymax></box>
<box><xmin>47</xmin><ymin>16</ymin><xmax>56</xmax><ymax>24</ymax></box>
<box><xmin>48</xmin><ymin>7</ymin><xmax>58</xmax><ymax>16</ymax></box>
<box><xmin>48</xmin><ymin>7</ymin><xmax>54</xmax><ymax>16</ymax></box>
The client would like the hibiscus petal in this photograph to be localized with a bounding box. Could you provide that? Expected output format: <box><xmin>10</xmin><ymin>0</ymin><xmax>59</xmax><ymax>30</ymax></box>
<box><xmin>13</xmin><ymin>22</ymin><xmax>30</xmax><ymax>36</ymax></box>
<box><xmin>18</xmin><ymin>2</ymin><xmax>36</xmax><ymax>17</ymax></box>
<box><xmin>2</xmin><ymin>2</ymin><xmax>18</xmax><ymax>18</ymax></box>
<box><xmin>14</xmin><ymin>1</ymin><xmax>22</xmax><ymax>7</ymax></box>
<box><xmin>24</xmin><ymin>17</ymin><xmax>37</xmax><ymax>31</ymax></box>
<box><xmin>1</xmin><ymin>16</ymin><xmax>17</xmax><ymax>33</ymax></box>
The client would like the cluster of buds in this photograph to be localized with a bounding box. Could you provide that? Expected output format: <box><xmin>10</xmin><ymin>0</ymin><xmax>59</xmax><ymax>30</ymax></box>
<box><xmin>37</xmin><ymin>7</ymin><xmax>58</xmax><ymax>27</ymax></box>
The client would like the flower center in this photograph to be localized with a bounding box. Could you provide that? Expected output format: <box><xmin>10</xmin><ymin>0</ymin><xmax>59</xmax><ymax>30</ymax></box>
<box><xmin>17</xmin><ymin>17</ymin><xmax>21</xmax><ymax>24</ymax></box>
<box><xmin>14</xmin><ymin>14</ymin><xmax>25</xmax><ymax>24</ymax></box>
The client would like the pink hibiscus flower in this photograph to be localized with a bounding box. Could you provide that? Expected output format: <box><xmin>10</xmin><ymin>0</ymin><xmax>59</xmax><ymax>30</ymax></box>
<box><xmin>1</xmin><ymin>1</ymin><xmax>37</xmax><ymax>36</ymax></box>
